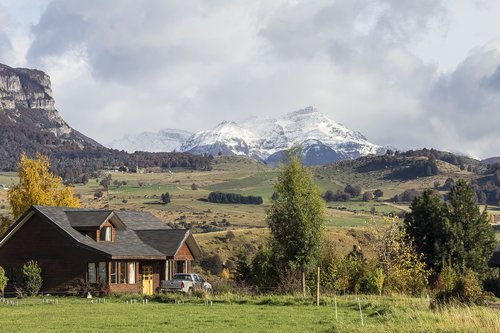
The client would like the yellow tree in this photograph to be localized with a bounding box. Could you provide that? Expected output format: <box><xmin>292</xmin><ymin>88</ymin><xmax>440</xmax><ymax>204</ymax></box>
<box><xmin>8</xmin><ymin>153</ymin><xmax>80</xmax><ymax>219</ymax></box>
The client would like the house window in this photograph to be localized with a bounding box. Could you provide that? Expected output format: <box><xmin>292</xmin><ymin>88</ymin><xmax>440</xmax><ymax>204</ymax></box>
<box><xmin>128</xmin><ymin>262</ymin><xmax>136</xmax><ymax>284</ymax></box>
<box><xmin>119</xmin><ymin>262</ymin><xmax>127</xmax><ymax>284</ymax></box>
<box><xmin>88</xmin><ymin>263</ymin><xmax>96</xmax><ymax>284</ymax></box>
<box><xmin>98</xmin><ymin>262</ymin><xmax>107</xmax><ymax>284</ymax></box>
<box><xmin>100</xmin><ymin>226</ymin><xmax>112</xmax><ymax>241</ymax></box>
<box><xmin>111</xmin><ymin>262</ymin><xmax>118</xmax><ymax>284</ymax></box>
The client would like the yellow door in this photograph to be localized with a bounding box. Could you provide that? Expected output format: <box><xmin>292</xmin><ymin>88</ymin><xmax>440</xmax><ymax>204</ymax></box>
<box><xmin>142</xmin><ymin>266</ymin><xmax>154</xmax><ymax>295</ymax></box>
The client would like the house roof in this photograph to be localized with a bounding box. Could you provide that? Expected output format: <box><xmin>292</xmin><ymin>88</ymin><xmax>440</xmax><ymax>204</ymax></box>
<box><xmin>489</xmin><ymin>243</ymin><xmax>500</xmax><ymax>267</ymax></box>
<box><xmin>135</xmin><ymin>229</ymin><xmax>202</xmax><ymax>258</ymax></box>
<box><xmin>0</xmin><ymin>206</ymin><xmax>201</xmax><ymax>260</ymax></box>
<box><xmin>66</xmin><ymin>210</ymin><xmax>113</xmax><ymax>228</ymax></box>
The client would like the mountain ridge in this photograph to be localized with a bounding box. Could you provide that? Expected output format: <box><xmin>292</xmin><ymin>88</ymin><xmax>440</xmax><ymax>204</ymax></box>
<box><xmin>181</xmin><ymin>106</ymin><xmax>388</xmax><ymax>165</ymax></box>
<box><xmin>111</xmin><ymin>106</ymin><xmax>387</xmax><ymax>165</ymax></box>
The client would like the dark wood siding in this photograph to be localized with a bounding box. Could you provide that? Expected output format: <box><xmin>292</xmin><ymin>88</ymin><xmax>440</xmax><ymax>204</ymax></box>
<box><xmin>0</xmin><ymin>214</ymin><xmax>107</xmax><ymax>294</ymax></box>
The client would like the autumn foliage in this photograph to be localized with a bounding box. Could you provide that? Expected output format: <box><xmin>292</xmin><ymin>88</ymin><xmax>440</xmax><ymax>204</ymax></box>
<box><xmin>8</xmin><ymin>153</ymin><xmax>80</xmax><ymax>218</ymax></box>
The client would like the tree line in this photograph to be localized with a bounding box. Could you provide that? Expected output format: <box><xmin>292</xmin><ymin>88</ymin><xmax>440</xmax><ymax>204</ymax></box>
<box><xmin>207</xmin><ymin>192</ymin><xmax>263</xmax><ymax>205</ymax></box>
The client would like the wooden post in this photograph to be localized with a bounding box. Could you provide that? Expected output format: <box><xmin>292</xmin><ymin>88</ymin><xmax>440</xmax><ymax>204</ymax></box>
<box><xmin>334</xmin><ymin>296</ymin><xmax>338</xmax><ymax>320</ymax></box>
<box><xmin>357</xmin><ymin>297</ymin><xmax>364</xmax><ymax>326</ymax></box>
<box><xmin>316</xmin><ymin>267</ymin><xmax>320</xmax><ymax>306</ymax></box>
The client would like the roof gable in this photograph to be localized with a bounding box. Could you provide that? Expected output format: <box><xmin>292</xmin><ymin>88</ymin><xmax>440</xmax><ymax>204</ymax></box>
<box><xmin>135</xmin><ymin>229</ymin><xmax>202</xmax><ymax>258</ymax></box>
<box><xmin>66</xmin><ymin>210</ymin><xmax>113</xmax><ymax>228</ymax></box>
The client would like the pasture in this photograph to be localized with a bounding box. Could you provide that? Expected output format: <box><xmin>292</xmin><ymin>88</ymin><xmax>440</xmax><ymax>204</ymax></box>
<box><xmin>0</xmin><ymin>295</ymin><xmax>498</xmax><ymax>332</ymax></box>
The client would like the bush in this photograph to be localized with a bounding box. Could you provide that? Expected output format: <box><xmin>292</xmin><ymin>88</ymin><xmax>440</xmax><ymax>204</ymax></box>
<box><xmin>161</xmin><ymin>192</ymin><xmax>171</xmax><ymax>204</ymax></box>
<box><xmin>200</xmin><ymin>254</ymin><xmax>224</xmax><ymax>275</ymax></box>
<box><xmin>191</xmin><ymin>183</ymin><xmax>199</xmax><ymax>190</ymax></box>
<box><xmin>226</xmin><ymin>230</ymin><xmax>235</xmax><ymax>243</ymax></box>
<box><xmin>0</xmin><ymin>266</ymin><xmax>8</xmax><ymax>296</ymax></box>
<box><xmin>362</xmin><ymin>191</ymin><xmax>373</xmax><ymax>202</ymax></box>
<box><xmin>434</xmin><ymin>268</ymin><xmax>486</xmax><ymax>305</ymax></box>
<box><xmin>22</xmin><ymin>260</ymin><xmax>42</xmax><ymax>296</ymax></box>
<box><xmin>323</xmin><ymin>246</ymin><xmax>374</xmax><ymax>294</ymax></box>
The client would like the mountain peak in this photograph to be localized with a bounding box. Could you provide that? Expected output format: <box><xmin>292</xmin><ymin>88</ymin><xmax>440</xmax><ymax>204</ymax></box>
<box><xmin>286</xmin><ymin>106</ymin><xmax>318</xmax><ymax>117</ymax></box>
<box><xmin>179</xmin><ymin>107</ymin><xmax>386</xmax><ymax>164</ymax></box>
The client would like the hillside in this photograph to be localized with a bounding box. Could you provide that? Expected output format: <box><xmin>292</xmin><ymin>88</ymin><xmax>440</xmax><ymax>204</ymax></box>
<box><xmin>0</xmin><ymin>63</ymin><xmax>212</xmax><ymax>178</ymax></box>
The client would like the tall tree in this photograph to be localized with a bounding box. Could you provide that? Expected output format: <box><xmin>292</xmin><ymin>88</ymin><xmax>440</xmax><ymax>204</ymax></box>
<box><xmin>404</xmin><ymin>180</ymin><xmax>496</xmax><ymax>278</ymax></box>
<box><xmin>404</xmin><ymin>189</ymin><xmax>449</xmax><ymax>272</ymax></box>
<box><xmin>447</xmin><ymin>179</ymin><xmax>496</xmax><ymax>277</ymax></box>
<box><xmin>8</xmin><ymin>153</ymin><xmax>80</xmax><ymax>219</ymax></box>
<box><xmin>267</xmin><ymin>148</ymin><xmax>325</xmax><ymax>295</ymax></box>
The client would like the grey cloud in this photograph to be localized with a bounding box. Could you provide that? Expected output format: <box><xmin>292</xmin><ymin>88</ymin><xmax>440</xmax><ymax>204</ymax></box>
<box><xmin>422</xmin><ymin>44</ymin><xmax>500</xmax><ymax>152</ymax></box>
<box><xmin>22</xmin><ymin>0</ymin><xmax>500</xmax><ymax>158</ymax></box>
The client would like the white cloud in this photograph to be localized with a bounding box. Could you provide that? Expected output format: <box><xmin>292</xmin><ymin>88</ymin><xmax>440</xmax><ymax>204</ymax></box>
<box><xmin>0</xmin><ymin>0</ymin><xmax>498</xmax><ymax>158</ymax></box>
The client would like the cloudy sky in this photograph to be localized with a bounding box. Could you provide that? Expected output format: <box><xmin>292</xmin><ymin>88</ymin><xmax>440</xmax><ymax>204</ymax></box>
<box><xmin>0</xmin><ymin>0</ymin><xmax>499</xmax><ymax>158</ymax></box>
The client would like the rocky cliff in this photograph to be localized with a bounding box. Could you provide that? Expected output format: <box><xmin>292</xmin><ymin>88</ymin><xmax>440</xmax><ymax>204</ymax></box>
<box><xmin>0</xmin><ymin>63</ymin><xmax>212</xmax><ymax>177</ymax></box>
<box><xmin>0</xmin><ymin>63</ymin><xmax>100</xmax><ymax>148</ymax></box>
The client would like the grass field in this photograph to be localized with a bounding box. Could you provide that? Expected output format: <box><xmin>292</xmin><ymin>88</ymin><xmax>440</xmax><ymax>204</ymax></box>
<box><xmin>1</xmin><ymin>295</ymin><xmax>498</xmax><ymax>332</ymax></box>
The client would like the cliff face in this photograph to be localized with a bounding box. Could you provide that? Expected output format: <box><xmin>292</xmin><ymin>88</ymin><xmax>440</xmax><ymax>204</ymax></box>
<box><xmin>0</xmin><ymin>63</ymin><xmax>100</xmax><ymax>147</ymax></box>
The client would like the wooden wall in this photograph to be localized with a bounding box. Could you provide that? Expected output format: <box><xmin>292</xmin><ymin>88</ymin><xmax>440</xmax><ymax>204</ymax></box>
<box><xmin>0</xmin><ymin>214</ymin><xmax>107</xmax><ymax>294</ymax></box>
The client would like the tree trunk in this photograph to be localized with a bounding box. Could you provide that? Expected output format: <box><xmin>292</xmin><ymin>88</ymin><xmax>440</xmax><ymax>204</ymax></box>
<box><xmin>302</xmin><ymin>271</ymin><xmax>306</xmax><ymax>298</ymax></box>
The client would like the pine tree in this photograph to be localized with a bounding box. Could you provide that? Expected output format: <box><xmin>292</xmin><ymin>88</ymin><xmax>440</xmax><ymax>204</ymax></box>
<box><xmin>267</xmin><ymin>148</ymin><xmax>325</xmax><ymax>295</ymax></box>
<box><xmin>404</xmin><ymin>189</ymin><xmax>449</xmax><ymax>272</ymax></box>
<box><xmin>404</xmin><ymin>180</ymin><xmax>496</xmax><ymax>278</ymax></box>
<box><xmin>8</xmin><ymin>153</ymin><xmax>80</xmax><ymax>219</ymax></box>
<box><xmin>447</xmin><ymin>180</ymin><xmax>496</xmax><ymax>277</ymax></box>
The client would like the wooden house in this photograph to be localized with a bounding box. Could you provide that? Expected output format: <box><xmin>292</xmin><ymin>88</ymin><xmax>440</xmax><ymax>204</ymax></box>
<box><xmin>0</xmin><ymin>206</ymin><xmax>201</xmax><ymax>295</ymax></box>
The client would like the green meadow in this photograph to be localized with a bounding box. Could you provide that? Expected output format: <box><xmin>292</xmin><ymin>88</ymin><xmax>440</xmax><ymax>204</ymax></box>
<box><xmin>0</xmin><ymin>295</ymin><xmax>498</xmax><ymax>333</ymax></box>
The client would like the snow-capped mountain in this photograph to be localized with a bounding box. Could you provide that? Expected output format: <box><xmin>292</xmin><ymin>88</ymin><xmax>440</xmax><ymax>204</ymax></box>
<box><xmin>108</xmin><ymin>128</ymin><xmax>192</xmax><ymax>153</ymax></box>
<box><xmin>180</xmin><ymin>106</ymin><xmax>387</xmax><ymax>165</ymax></box>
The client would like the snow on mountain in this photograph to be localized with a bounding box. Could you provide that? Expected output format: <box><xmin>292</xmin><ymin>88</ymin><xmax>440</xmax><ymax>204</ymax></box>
<box><xmin>108</xmin><ymin>128</ymin><xmax>192</xmax><ymax>153</ymax></box>
<box><xmin>180</xmin><ymin>106</ymin><xmax>386</xmax><ymax>165</ymax></box>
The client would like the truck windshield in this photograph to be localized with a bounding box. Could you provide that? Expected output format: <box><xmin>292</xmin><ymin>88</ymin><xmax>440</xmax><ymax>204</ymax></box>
<box><xmin>173</xmin><ymin>274</ymin><xmax>192</xmax><ymax>281</ymax></box>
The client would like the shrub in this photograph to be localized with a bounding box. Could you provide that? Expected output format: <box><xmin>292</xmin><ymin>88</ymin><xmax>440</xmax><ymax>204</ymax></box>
<box><xmin>373</xmin><ymin>189</ymin><xmax>384</xmax><ymax>198</ymax></box>
<box><xmin>373</xmin><ymin>218</ymin><xmax>430</xmax><ymax>296</ymax></box>
<box><xmin>362</xmin><ymin>191</ymin><xmax>373</xmax><ymax>202</ymax></box>
<box><xmin>0</xmin><ymin>266</ymin><xmax>8</xmax><ymax>296</ymax></box>
<box><xmin>22</xmin><ymin>260</ymin><xmax>42</xmax><ymax>296</ymax></box>
<box><xmin>160</xmin><ymin>192</ymin><xmax>171</xmax><ymax>204</ymax></box>
<box><xmin>434</xmin><ymin>268</ymin><xmax>486</xmax><ymax>305</ymax></box>
<box><xmin>200</xmin><ymin>254</ymin><xmax>224</xmax><ymax>275</ymax></box>
<box><xmin>191</xmin><ymin>183</ymin><xmax>199</xmax><ymax>190</ymax></box>
<box><xmin>226</xmin><ymin>230</ymin><xmax>235</xmax><ymax>243</ymax></box>
<box><xmin>323</xmin><ymin>246</ymin><xmax>374</xmax><ymax>295</ymax></box>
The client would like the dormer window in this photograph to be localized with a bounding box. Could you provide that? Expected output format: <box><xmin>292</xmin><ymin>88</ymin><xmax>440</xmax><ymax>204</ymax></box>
<box><xmin>100</xmin><ymin>226</ymin><xmax>112</xmax><ymax>242</ymax></box>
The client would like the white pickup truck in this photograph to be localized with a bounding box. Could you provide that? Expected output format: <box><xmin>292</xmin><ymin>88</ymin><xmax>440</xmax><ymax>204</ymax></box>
<box><xmin>160</xmin><ymin>273</ymin><xmax>212</xmax><ymax>294</ymax></box>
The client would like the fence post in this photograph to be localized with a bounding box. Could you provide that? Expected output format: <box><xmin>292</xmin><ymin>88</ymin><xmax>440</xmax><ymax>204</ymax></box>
<box><xmin>357</xmin><ymin>297</ymin><xmax>364</xmax><ymax>326</ymax></box>
<box><xmin>316</xmin><ymin>267</ymin><xmax>320</xmax><ymax>306</ymax></box>
<box><xmin>334</xmin><ymin>296</ymin><xmax>338</xmax><ymax>320</ymax></box>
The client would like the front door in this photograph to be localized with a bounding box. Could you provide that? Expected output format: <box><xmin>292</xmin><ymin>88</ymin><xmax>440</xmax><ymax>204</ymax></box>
<box><xmin>142</xmin><ymin>266</ymin><xmax>153</xmax><ymax>295</ymax></box>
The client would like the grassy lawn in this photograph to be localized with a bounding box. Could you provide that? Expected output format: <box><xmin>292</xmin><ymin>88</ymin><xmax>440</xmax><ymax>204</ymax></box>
<box><xmin>0</xmin><ymin>295</ymin><xmax>498</xmax><ymax>332</ymax></box>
